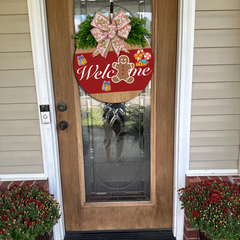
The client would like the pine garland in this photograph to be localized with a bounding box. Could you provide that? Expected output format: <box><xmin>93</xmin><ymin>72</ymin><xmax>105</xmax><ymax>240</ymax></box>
<box><xmin>73</xmin><ymin>15</ymin><xmax>96</xmax><ymax>49</ymax></box>
<box><xmin>125</xmin><ymin>17</ymin><xmax>152</xmax><ymax>48</ymax></box>
<box><xmin>73</xmin><ymin>15</ymin><xmax>151</xmax><ymax>49</ymax></box>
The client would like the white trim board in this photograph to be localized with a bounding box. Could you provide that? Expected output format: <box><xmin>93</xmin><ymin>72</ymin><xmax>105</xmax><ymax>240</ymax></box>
<box><xmin>187</xmin><ymin>170</ymin><xmax>239</xmax><ymax>177</ymax></box>
<box><xmin>173</xmin><ymin>0</ymin><xmax>196</xmax><ymax>239</ymax></box>
<box><xmin>27</xmin><ymin>1</ymin><xmax>65</xmax><ymax>240</ymax></box>
<box><xmin>0</xmin><ymin>174</ymin><xmax>47</xmax><ymax>181</ymax></box>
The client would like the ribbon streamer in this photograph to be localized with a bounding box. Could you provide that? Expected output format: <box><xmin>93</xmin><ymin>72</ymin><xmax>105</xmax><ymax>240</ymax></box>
<box><xmin>90</xmin><ymin>10</ymin><xmax>131</xmax><ymax>58</ymax></box>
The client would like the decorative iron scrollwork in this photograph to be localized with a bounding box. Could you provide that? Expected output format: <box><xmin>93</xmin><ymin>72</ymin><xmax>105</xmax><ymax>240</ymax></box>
<box><xmin>102</xmin><ymin>103</ymin><xmax>127</xmax><ymax>136</ymax></box>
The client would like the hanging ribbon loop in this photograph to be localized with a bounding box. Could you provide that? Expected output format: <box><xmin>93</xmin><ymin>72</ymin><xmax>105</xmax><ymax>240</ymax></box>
<box><xmin>90</xmin><ymin>10</ymin><xmax>131</xmax><ymax>58</ymax></box>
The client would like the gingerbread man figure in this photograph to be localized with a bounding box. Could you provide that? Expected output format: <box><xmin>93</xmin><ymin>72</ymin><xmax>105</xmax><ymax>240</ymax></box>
<box><xmin>112</xmin><ymin>55</ymin><xmax>135</xmax><ymax>84</ymax></box>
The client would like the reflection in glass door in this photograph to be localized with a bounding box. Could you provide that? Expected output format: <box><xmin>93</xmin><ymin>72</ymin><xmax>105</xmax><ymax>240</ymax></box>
<box><xmin>74</xmin><ymin>0</ymin><xmax>152</xmax><ymax>202</ymax></box>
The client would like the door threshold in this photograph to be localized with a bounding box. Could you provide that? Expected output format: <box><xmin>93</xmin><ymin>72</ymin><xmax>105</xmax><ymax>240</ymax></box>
<box><xmin>64</xmin><ymin>229</ymin><xmax>176</xmax><ymax>240</ymax></box>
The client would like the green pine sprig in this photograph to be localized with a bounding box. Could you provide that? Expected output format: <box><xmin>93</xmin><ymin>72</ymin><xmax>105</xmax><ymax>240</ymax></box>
<box><xmin>125</xmin><ymin>17</ymin><xmax>151</xmax><ymax>48</ymax></box>
<box><xmin>73</xmin><ymin>15</ymin><xmax>151</xmax><ymax>49</ymax></box>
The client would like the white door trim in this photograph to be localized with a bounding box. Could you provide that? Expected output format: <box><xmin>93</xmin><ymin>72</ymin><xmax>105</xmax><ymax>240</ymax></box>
<box><xmin>27</xmin><ymin>1</ymin><xmax>65</xmax><ymax>239</ymax></box>
<box><xmin>173</xmin><ymin>0</ymin><xmax>196</xmax><ymax>239</ymax></box>
<box><xmin>27</xmin><ymin>0</ymin><xmax>196</xmax><ymax>239</ymax></box>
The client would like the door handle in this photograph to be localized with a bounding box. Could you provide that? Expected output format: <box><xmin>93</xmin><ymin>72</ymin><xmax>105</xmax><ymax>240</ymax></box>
<box><xmin>58</xmin><ymin>102</ymin><xmax>67</xmax><ymax>112</ymax></box>
<box><xmin>59</xmin><ymin>121</ymin><xmax>69</xmax><ymax>130</ymax></box>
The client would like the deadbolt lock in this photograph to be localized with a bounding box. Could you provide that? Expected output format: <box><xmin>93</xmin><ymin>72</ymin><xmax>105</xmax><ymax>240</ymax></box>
<box><xmin>59</xmin><ymin>121</ymin><xmax>69</xmax><ymax>131</ymax></box>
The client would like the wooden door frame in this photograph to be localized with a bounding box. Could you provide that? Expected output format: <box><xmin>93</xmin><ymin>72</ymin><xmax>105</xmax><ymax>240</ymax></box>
<box><xmin>47</xmin><ymin>0</ymin><xmax>176</xmax><ymax>231</ymax></box>
<box><xmin>26</xmin><ymin>0</ymin><xmax>196</xmax><ymax>239</ymax></box>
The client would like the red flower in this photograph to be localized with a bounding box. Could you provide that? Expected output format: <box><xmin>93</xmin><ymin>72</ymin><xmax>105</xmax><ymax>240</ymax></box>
<box><xmin>211</xmin><ymin>193</ymin><xmax>220</xmax><ymax>198</ymax></box>
<box><xmin>210</xmin><ymin>196</ymin><xmax>218</xmax><ymax>203</ymax></box>
<box><xmin>27</xmin><ymin>221</ymin><xmax>32</xmax><ymax>227</ymax></box>
<box><xmin>227</xmin><ymin>197</ymin><xmax>234</xmax><ymax>201</ymax></box>
<box><xmin>42</xmin><ymin>215</ymin><xmax>47</xmax><ymax>219</ymax></box>
<box><xmin>10</xmin><ymin>209</ymin><xmax>15</xmax><ymax>213</ymax></box>
<box><xmin>38</xmin><ymin>204</ymin><xmax>45</xmax><ymax>210</ymax></box>
<box><xmin>192</xmin><ymin>210</ymin><xmax>200</xmax><ymax>218</ymax></box>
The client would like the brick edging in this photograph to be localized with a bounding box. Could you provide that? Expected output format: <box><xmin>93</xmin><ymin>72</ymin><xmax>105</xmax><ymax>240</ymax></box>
<box><xmin>0</xmin><ymin>180</ymin><xmax>49</xmax><ymax>192</ymax></box>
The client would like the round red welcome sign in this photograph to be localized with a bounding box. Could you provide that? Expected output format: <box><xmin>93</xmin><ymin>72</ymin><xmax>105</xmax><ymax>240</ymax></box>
<box><xmin>74</xmin><ymin>42</ymin><xmax>154</xmax><ymax>103</ymax></box>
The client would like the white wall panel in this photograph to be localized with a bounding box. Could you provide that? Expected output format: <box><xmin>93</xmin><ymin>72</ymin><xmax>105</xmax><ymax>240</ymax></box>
<box><xmin>0</xmin><ymin>120</ymin><xmax>41</xmax><ymax>136</ymax></box>
<box><xmin>0</xmin><ymin>166</ymin><xmax>44</xmax><ymax>174</ymax></box>
<box><xmin>0</xmin><ymin>34</ymin><xmax>32</xmax><ymax>52</ymax></box>
<box><xmin>0</xmin><ymin>70</ymin><xmax>35</xmax><ymax>87</ymax></box>
<box><xmin>0</xmin><ymin>0</ymin><xmax>28</xmax><ymax>15</ymax></box>
<box><xmin>196</xmin><ymin>0</ymin><xmax>240</xmax><ymax>11</ymax></box>
<box><xmin>192</xmin><ymin>99</ymin><xmax>240</xmax><ymax>115</ymax></box>
<box><xmin>193</xmin><ymin>65</ymin><xmax>240</xmax><ymax>82</ymax></box>
<box><xmin>0</xmin><ymin>0</ymin><xmax>43</xmax><ymax>175</ymax></box>
<box><xmin>0</xmin><ymin>15</ymin><xmax>30</xmax><ymax>34</ymax></box>
<box><xmin>195</xmin><ymin>30</ymin><xmax>240</xmax><ymax>48</ymax></box>
<box><xmin>191</xmin><ymin>115</ymin><xmax>240</xmax><ymax>131</ymax></box>
<box><xmin>191</xmin><ymin>131</ymin><xmax>240</xmax><ymax>146</ymax></box>
<box><xmin>0</xmin><ymin>52</ymin><xmax>33</xmax><ymax>70</ymax></box>
<box><xmin>190</xmin><ymin>161</ymin><xmax>238</xmax><ymax>170</ymax></box>
<box><xmin>194</xmin><ymin>48</ymin><xmax>240</xmax><ymax>65</ymax></box>
<box><xmin>190</xmin><ymin>146</ymin><xmax>239</xmax><ymax>161</ymax></box>
<box><xmin>0</xmin><ymin>104</ymin><xmax>38</xmax><ymax>120</ymax></box>
<box><xmin>195</xmin><ymin>11</ymin><xmax>240</xmax><ymax>29</ymax></box>
<box><xmin>0</xmin><ymin>151</ymin><xmax>43</xmax><ymax>166</ymax></box>
<box><xmin>0</xmin><ymin>136</ymin><xmax>42</xmax><ymax>151</ymax></box>
<box><xmin>192</xmin><ymin>82</ymin><xmax>240</xmax><ymax>99</ymax></box>
<box><xmin>0</xmin><ymin>87</ymin><xmax>37</xmax><ymax>104</ymax></box>
<box><xmin>191</xmin><ymin>1</ymin><xmax>240</xmax><ymax>171</ymax></box>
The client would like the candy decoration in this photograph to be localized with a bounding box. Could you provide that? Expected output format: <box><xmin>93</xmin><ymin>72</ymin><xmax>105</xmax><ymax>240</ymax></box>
<box><xmin>134</xmin><ymin>54</ymin><xmax>142</xmax><ymax>63</ymax></box>
<box><xmin>144</xmin><ymin>52</ymin><xmax>151</xmax><ymax>61</ymax></box>
<box><xmin>141</xmin><ymin>59</ymin><xmax>148</xmax><ymax>64</ymax></box>
<box><xmin>137</xmin><ymin>49</ymin><xmax>144</xmax><ymax>55</ymax></box>
<box><xmin>134</xmin><ymin>49</ymin><xmax>145</xmax><ymax>63</ymax></box>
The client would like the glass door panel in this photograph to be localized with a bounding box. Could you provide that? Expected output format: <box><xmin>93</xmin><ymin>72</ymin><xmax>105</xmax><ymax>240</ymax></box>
<box><xmin>74</xmin><ymin>0</ymin><xmax>152</xmax><ymax>202</ymax></box>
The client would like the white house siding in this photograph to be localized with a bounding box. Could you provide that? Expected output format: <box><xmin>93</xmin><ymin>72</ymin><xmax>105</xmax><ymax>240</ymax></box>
<box><xmin>0</xmin><ymin>0</ymin><xmax>44</xmax><ymax>174</ymax></box>
<box><xmin>190</xmin><ymin>0</ymin><xmax>240</xmax><ymax>170</ymax></box>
